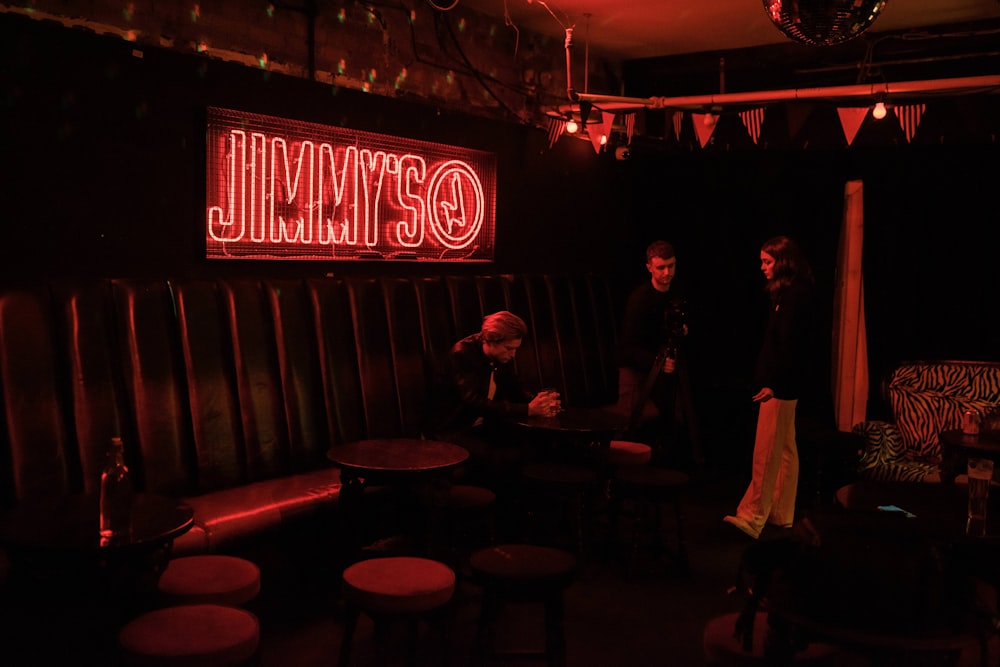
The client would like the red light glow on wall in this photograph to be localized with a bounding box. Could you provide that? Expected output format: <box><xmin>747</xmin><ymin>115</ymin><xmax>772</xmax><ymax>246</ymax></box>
<box><xmin>206</xmin><ymin>107</ymin><xmax>496</xmax><ymax>262</ymax></box>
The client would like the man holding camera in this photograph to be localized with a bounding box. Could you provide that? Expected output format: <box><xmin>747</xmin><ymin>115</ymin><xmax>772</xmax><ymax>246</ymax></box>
<box><xmin>617</xmin><ymin>240</ymin><xmax>700</xmax><ymax>466</ymax></box>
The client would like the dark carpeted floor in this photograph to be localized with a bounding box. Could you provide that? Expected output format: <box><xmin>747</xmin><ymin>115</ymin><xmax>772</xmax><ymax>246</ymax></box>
<box><xmin>251</xmin><ymin>462</ymin><xmax>780</xmax><ymax>667</ymax></box>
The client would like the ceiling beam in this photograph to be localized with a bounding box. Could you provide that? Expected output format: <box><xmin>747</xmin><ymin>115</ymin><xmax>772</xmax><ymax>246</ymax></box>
<box><xmin>574</xmin><ymin>74</ymin><xmax>1000</xmax><ymax>111</ymax></box>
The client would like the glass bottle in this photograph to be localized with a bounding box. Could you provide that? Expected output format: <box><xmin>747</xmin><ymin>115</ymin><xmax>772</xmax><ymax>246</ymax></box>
<box><xmin>99</xmin><ymin>436</ymin><xmax>133</xmax><ymax>543</ymax></box>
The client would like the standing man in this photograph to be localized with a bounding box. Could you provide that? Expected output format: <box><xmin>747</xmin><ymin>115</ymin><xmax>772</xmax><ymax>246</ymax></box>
<box><xmin>617</xmin><ymin>240</ymin><xmax>700</xmax><ymax>465</ymax></box>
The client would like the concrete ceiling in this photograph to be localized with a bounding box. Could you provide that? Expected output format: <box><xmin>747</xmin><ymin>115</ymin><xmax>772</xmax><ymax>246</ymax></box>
<box><xmin>458</xmin><ymin>0</ymin><xmax>1000</xmax><ymax>61</ymax></box>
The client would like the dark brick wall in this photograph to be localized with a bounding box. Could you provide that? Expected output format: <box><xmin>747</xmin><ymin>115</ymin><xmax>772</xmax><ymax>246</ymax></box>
<box><xmin>1</xmin><ymin>0</ymin><xmax>618</xmax><ymax>129</ymax></box>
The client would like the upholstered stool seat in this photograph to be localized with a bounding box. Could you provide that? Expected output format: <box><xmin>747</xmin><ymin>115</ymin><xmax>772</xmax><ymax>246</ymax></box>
<box><xmin>469</xmin><ymin>543</ymin><xmax>577</xmax><ymax>667</ymax></box>
<box><xmin>118</xmin><ymin>603</ymin><xmax>260</xmax><ymax>667</ymax></box>
<box><xmin>339</xmin><ymin>556</ymin><xmax>456</xmax><ymax>666</ymax></box>
<box><xmin>702</xmin><ymin>611</ymin><xmax>857</xmax><ymax>666</ymax></box>
<box><xmin>608</xmin><ymin>464</ymin><xmax>691</xmax><ymax>576</ymax></box>
<box><xmin>157</xmin><ymin>555</ymin><xmax>261</xmax><ymax>607</ymax></box>
<box><xmin>606</xmin><ymin>440</ymin><xmax>653</xmax><ymax>467</ymax></box>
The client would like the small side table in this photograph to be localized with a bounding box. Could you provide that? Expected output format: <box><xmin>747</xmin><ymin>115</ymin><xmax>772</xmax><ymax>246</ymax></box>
<box><xmin>327</xmin><ymin>438</ymin><xmax>469</xmax><ymax>562</ymax></box>
<box><xmin>516</xmin><ymin>405</ymin><xmax>627</xmax><ymax>465</ymax></box>
<box><xmin>0</xmin><ymin>493</ymin><xmax>194</xmax><ymax>662</ymax></box>
<box><xmin>0</xmin><ymin>493</ymin><xmax>194</xmax><ymax>597</ymax></box>
<box><xmin>939</xmin><ymin>428</ymin><xmax>1000</xmax><ymax>485</ymax></box>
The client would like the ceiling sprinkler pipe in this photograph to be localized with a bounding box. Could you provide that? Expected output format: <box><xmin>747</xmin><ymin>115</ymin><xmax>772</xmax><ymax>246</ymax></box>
<box><xmin>565</xmin><ymin>28</ymin><xmax>578</xmax><ymax>102</ymax></box>
<box><xmin>574</xmin><ymin>74</ymin><xmax>1000</xmax><ymax>109</ymax></box>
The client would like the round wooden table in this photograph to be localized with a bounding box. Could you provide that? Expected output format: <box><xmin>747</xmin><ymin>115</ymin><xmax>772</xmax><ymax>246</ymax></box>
<box><xmin>761</xmin><ymin>484</ymin><xmax>994</xmax><ymax>664</ymax></box>
<box><xmin>0</xmin><ymin>493</ymin><xmax>195</xmax><ymax>658</ymax></box>
<box><xmin>835</xmin><ymin>478</ymin><xmax>1000</xmax><ymax>543</ymax></box>
<box><xmin>939</xmin><ymin>428</ymin><xmax>1000</xmax><ymax>485</ymax></box>
<box><xmin>327</xmin><ymin>438</ymin><xmax>469</xmax><ymax>561</ymax></box>
<box><xmin>516</xmin><ymin>405</ymin><xmax>627</xmax><ymax>464</ymax></box>
<box><xmin>0</xmin><ymin>493</ymin><xmax>194</xmax><ymax>553</ymax></box>
<box><xmin>328</xmin><ymin>438</ymin><xmax>470</xmax><ymax>481</ymax></box>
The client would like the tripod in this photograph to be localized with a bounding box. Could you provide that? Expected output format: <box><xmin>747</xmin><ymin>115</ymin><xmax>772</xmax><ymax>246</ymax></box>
<box><xmin>625</xmin><ymin>347</ymin><xmax>703</xmax><ymax>466</ymax></box>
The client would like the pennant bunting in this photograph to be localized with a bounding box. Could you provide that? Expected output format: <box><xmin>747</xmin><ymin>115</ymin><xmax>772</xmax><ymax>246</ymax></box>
<box><xmin>587</xmin><ymin>123</ymin><xmax>604</xmax><ymax>154</ymax></box>
<box><xmin>601</xmin><ymin>110</ymin><xmax>615</xmax><ymax>143</ymax></box>
<box><xmin>692</xmin><ymin>113</ymin><xmax>718</xmax><ymax>148</ymax></box>
<box><xmin>739</xmin><ymin>108</ymin><xmax>766</xmax><ymax>144</ymax></box>
<box><xmin>837</xmin><ymin>107</ymin><xmax>868</xmax><ymax>146</ymax></box>
<box><xmin>896</xmin><ymin>104</ymin><xmax>926</xmax><ymax>142</ymax></box>
<box><xmin>547</xmin><ymin>117</ymin><xmax>566</xmax><ymax>149</ymax></box>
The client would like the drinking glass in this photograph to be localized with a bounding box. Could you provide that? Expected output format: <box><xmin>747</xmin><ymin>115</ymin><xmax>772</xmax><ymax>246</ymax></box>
<box><xmin>967</xmin><ymin>457</ymin><xmax>994</xmax><ymax>526</ymax></box>
<box><xmin>540</xmin><ymin>387</ymin><xmax>561</xmax><ymax>415</ymax></box>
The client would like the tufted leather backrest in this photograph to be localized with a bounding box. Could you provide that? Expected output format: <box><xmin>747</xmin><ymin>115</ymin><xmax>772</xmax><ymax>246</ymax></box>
<box><xmin>0</xmin><ymin>286</ymin><xmax>74</xmax><ymax>504</ymax></box>
<box><xmin>0</xmin><ymin>274</ymin><xmax>617</xmax><ymax>507</ymax></box>
<box><xmin>263</xmin><ymin>279</ymin><xmax>328</xmax><ymax>471</ymax></box>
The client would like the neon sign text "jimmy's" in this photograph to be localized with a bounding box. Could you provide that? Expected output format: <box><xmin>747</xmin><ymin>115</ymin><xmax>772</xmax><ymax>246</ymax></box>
<box><xmin>205</xmin><ymin>107</ymin><xmax>496</xmax><ymax>262</ymax></box>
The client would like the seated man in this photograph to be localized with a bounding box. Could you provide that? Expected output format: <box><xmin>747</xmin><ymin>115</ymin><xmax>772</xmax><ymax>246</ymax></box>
<box><xmin>424</xmin><ymin>310</ymin><xmax>560</xmax><ymax>493</ymax></box>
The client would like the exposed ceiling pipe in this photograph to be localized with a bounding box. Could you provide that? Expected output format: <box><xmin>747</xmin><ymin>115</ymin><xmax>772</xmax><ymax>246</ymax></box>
<box><xmin>573</xmin><ymin>75</ymin><xmax>1000</xmax><ymax>110</ymax></box>
<box><xmin>565</xmin><ymin>28</ymin><xmax>577</xmax><ymax>103</ymax></box>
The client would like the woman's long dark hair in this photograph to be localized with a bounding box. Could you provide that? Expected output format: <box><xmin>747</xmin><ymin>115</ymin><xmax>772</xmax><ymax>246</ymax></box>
<box><xmin>761</xmin><ymin>235</ymin><xmax>814</xmax><ymax>302</ymax></box>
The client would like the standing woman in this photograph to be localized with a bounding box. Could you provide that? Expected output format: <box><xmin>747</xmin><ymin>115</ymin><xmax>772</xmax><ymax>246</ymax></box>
<box><xmin>725</xmin><ymin>235</ymin><xmax>815</xmax><ymax>540</ymax></box>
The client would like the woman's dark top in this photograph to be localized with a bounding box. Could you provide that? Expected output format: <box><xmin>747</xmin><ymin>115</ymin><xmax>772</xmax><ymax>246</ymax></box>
<box><xmin>424</xmin><ymin>333</ymin><xmax>532</xmax><ymax>437</ymax></box>
<box><xmin>754</xmin><ymin>281</ymin><xmax>813</xmax><ymax>400</ymax></box>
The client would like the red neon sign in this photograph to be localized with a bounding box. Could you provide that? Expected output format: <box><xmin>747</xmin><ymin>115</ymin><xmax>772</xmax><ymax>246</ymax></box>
<box><xmin>206</xmin><ymin>107</ymin><xmax>496</xmax><ymax>261</ymax></box>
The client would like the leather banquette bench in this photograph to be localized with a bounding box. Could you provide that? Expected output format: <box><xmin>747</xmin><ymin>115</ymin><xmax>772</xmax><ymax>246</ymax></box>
<box><xmin>0</xmin><ymin>274</ymin><xmax>618</xmax><ymax>556</ymax></box>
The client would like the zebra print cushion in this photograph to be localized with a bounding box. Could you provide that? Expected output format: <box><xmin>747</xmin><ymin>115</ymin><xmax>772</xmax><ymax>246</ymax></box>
<box><xmin>853</xmin><ymin>420</ymin><xmax>903</xmax><ymax>470</ymax></box>
<box><xmin>852</xmin><ymin>420</ymin><xmax>940</xmax><ymax>482</ymax></box>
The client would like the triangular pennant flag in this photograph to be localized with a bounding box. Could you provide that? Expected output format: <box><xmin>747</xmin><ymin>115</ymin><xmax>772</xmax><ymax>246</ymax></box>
<box><xmin>587</xmin><ymin>124</ymin><xmax>604</xmax><ymax>154</ymax></box>
<box><xmin>692</xmin><ymin>113</ymin><xmax>718</xmax><ymax>148</ymax></box>
<box><xmin>625</xmin><ymin>113</ymin><xmax>635</xmax><ymax>144</ymax></box>
<box><xmin>896</xmin><ymin>104</ymin><xmax>926</xmax><ymax>142</ymax></box>
<box><xmin>671</xmin><ymin>110</ymin><xmax>683</xmax><ymax>141</ymax></box>
<box><xmin>739</xmin><ymin>108</ymin><xmax>766</xmax><ymax>144</ymax></box>
<box><xmin>547</xmin><ymin>117</ymin><xmax>566</xmax><ymax>149</ymax></box>
<box><xmin>601</xmin><ymin>110</ymin><xmax>615</xmax><ymax>143</ymax></box>
<box><xmin>837</xmin><ymin>107</ymin><xmax>868</xmax><ymax>146</ymax></box>
<box><xmin>786</xmin><ymin>102</ymin><xmax>812</xmax><ymax>140</ymax></box>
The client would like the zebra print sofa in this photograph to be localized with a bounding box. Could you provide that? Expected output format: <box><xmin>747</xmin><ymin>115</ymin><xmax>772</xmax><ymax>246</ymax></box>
<box><xmin>852</xmin><ymin>360</ymin><xmax>1000</xmax><ymax>482</ymax></box>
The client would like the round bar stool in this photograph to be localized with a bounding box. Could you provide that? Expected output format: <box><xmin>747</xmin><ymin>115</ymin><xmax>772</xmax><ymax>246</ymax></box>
<box><xmin>339</xmin><ymin>555</ymin><xmax>456</xmax><ymax>667</ymax></box>
<box><xmin>119</xmin><ymin>603</ymin><xmax>260</xmax><ymax>667</ymax></box>
<box><xmin>157</xmin><ymin>555</ymin><xmax>261</xmax><ymax>607</ymax></box>
<box><xmin>607</xmin><ymin>464</ymin><xmax>691</xmax><ymax>577</ymax></box>
<box><xmin>606</xmin><ymin>440</ymin><xmax>653</xmax><ymax>467</ymax></box>
<box><xmin>468</xmin><ymin>543</ymin><xmax>577</xmax><ymax>667</ymax></box>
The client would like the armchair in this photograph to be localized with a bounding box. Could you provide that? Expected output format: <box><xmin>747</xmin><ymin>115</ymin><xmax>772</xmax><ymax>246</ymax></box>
<box><xmin>852</xmin><ymin>360</ymin><xmax>1000</xmax><ymax>482</ymax></box>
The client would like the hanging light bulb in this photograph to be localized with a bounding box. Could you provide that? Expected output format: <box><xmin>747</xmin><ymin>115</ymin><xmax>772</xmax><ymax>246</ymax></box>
<box><xmin>599</xmin><ymin>134</ymin><xmax>607</xmax><ymax>145</ymax></box>
<box><xmin>872</xmin><ymin>100</ymin><xmax>887</xmax><ymax>120</ymax></box>
<box><xmin>566</xmin><ymin>117</ymin><xmax>579</xmax><ymax>134</ymax></box>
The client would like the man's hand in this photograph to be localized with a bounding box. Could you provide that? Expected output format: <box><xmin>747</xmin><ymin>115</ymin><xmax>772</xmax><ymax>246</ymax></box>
<box><xmin>752</xmin><ymin>387</ymin><xmax>774</xmax><ymax>403</ymax></box>
<box><xmin>529</xmin><ymin>390</ymin><xmax>561</xmax><ymax>417</ymax></box>
<box><xmin>662</xmin><ymin>357</ymin><xmax>676</xmax><ymax>374</ymax></box>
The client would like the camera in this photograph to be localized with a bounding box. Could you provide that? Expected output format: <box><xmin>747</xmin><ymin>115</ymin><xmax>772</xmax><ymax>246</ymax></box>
<box><xmin>615</xmin><ymin>145</ymin><xmax>630</xmax><ymax>161</ymax></box>
<box><xmin>661</xmin><ymin>297</ymin><xmax>688</xmax><ymax>350</ymax></box>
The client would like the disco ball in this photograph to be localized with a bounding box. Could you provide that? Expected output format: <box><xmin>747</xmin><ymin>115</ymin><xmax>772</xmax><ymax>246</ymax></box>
<box><xmin>763</xmin><ymin>0</ymin><xmax>889</xmax><ymax>47</ymax></box>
